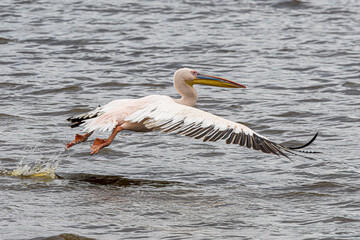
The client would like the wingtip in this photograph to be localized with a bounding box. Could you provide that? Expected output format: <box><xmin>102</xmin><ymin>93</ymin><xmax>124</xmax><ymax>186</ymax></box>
<box><xmin>288</xmin><ymin>132</ymin><xmax>318</xmax><ymax>150</ymax></box>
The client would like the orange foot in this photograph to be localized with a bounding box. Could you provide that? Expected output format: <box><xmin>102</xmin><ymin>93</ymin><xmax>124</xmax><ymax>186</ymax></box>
<box><xmin>91</xmin><ymin>138</ymin><xmax>109</xmax><ymax>155</ymax></box>
<box><xmin>66</xmin><ymin>133</ymin><xmax>90</xmax><ymax>149</ymax></box>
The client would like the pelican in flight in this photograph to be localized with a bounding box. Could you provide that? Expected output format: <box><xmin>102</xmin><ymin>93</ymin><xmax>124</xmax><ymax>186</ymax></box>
<box><xmin>66</xmin><ymin>68</ymin><xmax>317</xmax><ymax>158</ymax></box>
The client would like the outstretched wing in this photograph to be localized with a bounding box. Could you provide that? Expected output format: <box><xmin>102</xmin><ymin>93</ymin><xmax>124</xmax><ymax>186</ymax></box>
<box><xmin>126</xmin><ymin>101</ymin><xmax>311</xmax><ymax>159</ymax></box>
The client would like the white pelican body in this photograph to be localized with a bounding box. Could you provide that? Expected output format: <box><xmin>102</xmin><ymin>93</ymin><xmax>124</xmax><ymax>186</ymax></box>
<box><xmin>66</xmin><ymin>68</ymin><xmax>317</xmax><ymax>157</ymax></box>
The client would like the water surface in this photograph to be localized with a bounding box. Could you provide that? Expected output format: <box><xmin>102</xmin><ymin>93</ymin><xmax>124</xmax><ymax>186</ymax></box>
<box><xmin>1</xmin><ymin>0</ymin><xmax>360</xmax><ymax>239</ymax></box>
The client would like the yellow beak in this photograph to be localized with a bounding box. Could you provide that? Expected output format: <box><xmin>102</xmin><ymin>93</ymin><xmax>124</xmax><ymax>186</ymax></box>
<box><xmin>189</xmin><ymin>73</ymin><xmax>246</xmax><ymax>88</ymax></box>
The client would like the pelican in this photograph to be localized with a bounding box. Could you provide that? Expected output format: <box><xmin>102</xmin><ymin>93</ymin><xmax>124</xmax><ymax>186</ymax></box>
<box><xmin>65</xmin><ymin>68</ymin><xmax>317</xmax><ymax>158</ymax></box>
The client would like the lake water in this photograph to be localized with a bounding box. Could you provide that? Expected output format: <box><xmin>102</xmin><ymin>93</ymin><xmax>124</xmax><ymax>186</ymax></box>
<box><xmin>1</xmin><ymin>0</ymin><xmax>359</xmax><ymax>239</ymax></box>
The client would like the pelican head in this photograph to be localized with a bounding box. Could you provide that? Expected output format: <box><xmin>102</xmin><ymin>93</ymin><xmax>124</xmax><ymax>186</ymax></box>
<box><xmin>174</xmin><ymin>68</ymin><xmax>246</xmax><ymax>89</ymax></box>
<box><xmin>173</xmin><ymin>68</ymin><xmax>246</xmax><ymax>106</ymax></box>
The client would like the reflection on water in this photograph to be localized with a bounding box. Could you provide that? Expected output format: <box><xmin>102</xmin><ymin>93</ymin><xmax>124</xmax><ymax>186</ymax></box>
<box><xmin>30</xmin><ymin>233</ymin><xmax>95</xmax><ymax>240</ymax></box>
<box><xmin>57</xmin><ymin>172</ymin><xmax>179</xmax><ymax>187</ymax></box>
<box><xmin>1</xmin><ymin>161</ymin><xmax>178</xmax><ymax>187</ymax></box>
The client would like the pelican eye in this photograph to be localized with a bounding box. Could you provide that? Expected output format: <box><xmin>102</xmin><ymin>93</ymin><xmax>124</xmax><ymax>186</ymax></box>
<box><xmin>191</xmin><ymin>71</ymin><xmax>198</xmax><ymax>77</ymax></box>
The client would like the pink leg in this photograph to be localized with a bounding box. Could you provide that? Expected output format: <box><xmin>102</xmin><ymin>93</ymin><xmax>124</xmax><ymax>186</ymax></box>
<box><xmin>66</xmin><ymin>131</ymin><xmax>94</xmax><ymax>148</ymax></box>
<box><xmin>90</xmin><ymin>125</ymin><xmax>123</xmax><ymax>155</ymax></box>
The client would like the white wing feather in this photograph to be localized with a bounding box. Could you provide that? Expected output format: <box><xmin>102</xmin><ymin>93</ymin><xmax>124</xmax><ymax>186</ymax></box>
<box><xmin>126</xmin><ymin>101</ymin><xmax>297</xmax><ymax>158</ymax></box>
<box><xmin>82</xmin><ymin>99</ymin><xmax>131</xmax><ymax>132</ymax></box>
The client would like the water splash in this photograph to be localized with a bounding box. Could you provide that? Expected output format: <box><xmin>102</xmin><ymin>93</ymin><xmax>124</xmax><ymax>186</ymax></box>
<box><xmin>0</xmin><ymin>147</ymin><xmax>65</xmax><ymax>180</ymax></box>
<box><xmin>9</xmin><ymin>159</ymin><xmax>59</xmax><ymax>179</ymax></box>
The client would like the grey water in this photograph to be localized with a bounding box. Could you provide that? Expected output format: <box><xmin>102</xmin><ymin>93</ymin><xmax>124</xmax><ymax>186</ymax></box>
<box><xmin>1</xmin><ymin>0</ymin><xmax>360</xmax><ymax>239</ymax></box>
